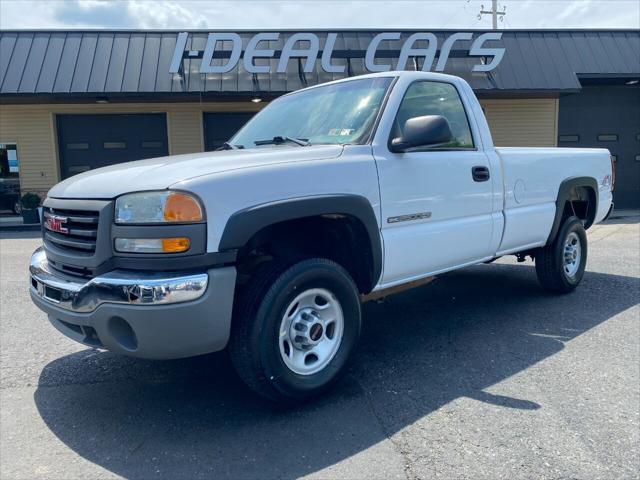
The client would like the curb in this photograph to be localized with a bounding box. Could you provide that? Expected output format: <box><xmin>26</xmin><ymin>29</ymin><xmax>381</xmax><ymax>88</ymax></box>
<box><xmin>0</xmin><ymin>224</ymin><xmax>41</xmax><ymax>232</ymax></box>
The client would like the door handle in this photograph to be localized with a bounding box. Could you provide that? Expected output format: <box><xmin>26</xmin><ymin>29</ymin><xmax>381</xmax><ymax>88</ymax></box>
<box><xmin>472</xmin><ymin>166</ymin><xmax>490</xmax><ymax>182</ymax></box>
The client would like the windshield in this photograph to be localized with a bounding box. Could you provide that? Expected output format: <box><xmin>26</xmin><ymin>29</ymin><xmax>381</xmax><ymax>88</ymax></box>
<box><xmin>231</xmin><ymin>77</ymin><xmax>394</xmax><ymax>149</ymax></box>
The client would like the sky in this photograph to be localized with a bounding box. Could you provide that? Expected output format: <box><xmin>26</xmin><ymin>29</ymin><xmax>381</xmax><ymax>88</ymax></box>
<box><xmin>0</xmin><ymin>0</ymin><xmax>639</xmax><ymax>30</ymax></box>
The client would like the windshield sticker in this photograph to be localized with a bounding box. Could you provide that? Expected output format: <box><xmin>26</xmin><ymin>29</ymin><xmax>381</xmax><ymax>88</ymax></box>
<box><xmin>329</xmin><ymin>129</ymin><xmax>355</xmax><ymax>136</ymax></box>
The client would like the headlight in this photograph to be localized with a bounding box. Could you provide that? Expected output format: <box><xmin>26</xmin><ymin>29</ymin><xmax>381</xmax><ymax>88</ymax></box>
<box><xmin>115</xmin><ymin>191</ymin><xmax>203</xmax><ymax>224</ymax></box>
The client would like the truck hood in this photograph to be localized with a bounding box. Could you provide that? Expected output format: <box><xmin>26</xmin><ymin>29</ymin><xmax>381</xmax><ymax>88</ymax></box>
<box><xmin>48</xmin><ymin>145</ymin><xmax>344</xmax><ymax>199</ymax></box>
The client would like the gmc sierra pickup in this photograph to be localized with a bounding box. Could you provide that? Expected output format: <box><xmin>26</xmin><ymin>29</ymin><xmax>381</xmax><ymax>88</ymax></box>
<box><xmin>30</xmin><ymin>71</ymin><xmax>614</xmax><ymax>403</ymax></box>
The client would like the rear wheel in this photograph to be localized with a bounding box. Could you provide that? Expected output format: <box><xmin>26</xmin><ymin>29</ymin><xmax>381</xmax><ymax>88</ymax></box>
<box><xmin>535</xmin><ymin>216</ymin><xmax>587</xmax><ymax>293</ymax></box>
<box><xmin>230</xmin><ymin>258</ymin><xmax>361</xmax><ymax>403</ymax></box>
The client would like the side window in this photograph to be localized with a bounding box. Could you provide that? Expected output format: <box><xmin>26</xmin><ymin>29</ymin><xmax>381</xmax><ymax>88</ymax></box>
<box><xmin>0</xmin><ymin>143</ymin><xmax>19</xmax><ymax>179</ymax></box>
<box><xmin>392</xmin><ymin>81</ymin><xmax>474</xmax><ymax>150</ymax></box>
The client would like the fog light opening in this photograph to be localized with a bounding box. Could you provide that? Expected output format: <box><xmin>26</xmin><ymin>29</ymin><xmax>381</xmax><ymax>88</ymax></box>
<box><xmin>81</xmin><ymin>325</ymin><xmax>103</xmax><ymax>348</ymax></box>
<box><xmin>108</xmin><ymin>316</ymin><xmax>138</xmax><ymax>351</ymax></box>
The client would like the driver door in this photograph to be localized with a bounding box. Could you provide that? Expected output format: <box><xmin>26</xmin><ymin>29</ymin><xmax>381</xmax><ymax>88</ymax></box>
<box><xmin>374</xmin><ymin>80</ymin><xmax>495</xmax><ymax>286</ymax></box>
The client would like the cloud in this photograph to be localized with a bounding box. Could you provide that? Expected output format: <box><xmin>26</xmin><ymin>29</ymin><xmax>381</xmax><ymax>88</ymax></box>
<box><xmin>52</xmin><ymin>0</ymin><xmax>208</xmax><ymax>29</ymax></box>
<box><xmin>53</xmin><ymin>0</ymin><xmax>137</xmax><ymax>28</ymax></box>
<box><xmin>1</xmin><ymin>0</ymin><xmax>639</xmax><ymax>30</ymax></box>
<box><xmin>125</xmin><ymin>1</ymin><xmax>208</xmax><ymax>29</ymax></box>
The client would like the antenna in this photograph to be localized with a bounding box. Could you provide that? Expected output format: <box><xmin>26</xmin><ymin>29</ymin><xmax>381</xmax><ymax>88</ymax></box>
<box><xmin>479</xmin><ymin>0</ymin><xmax>507</xmax><ymax>30</ymax></box>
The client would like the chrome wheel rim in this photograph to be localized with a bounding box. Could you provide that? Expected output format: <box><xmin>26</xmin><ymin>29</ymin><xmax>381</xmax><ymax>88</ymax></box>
<box><xmin>563</xmin><ymin>232</ymin><xmax>582</xmax><ymax>278</ymax></box>
<box><xmin>278</xmin><ymin>288</ymin><xmax>344</xmax><ymax>376</ymax></box>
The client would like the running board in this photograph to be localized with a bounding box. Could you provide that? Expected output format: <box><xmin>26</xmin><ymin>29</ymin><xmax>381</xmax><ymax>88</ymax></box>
<box><xmin>361</xmin><ymin>276</ymin><xmax>436</xmax><ymax>303</ymax></box>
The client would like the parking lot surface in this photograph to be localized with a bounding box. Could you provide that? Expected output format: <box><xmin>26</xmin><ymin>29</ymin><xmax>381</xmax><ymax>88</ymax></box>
<box><xmin>1</xmin><ymin>216</ymin><xmax>638</xmax><ymax>480</ymax></box>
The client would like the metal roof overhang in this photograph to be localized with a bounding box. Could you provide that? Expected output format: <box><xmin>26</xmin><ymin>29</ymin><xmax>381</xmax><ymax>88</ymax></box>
<box><xmin>0</xmin><ymin>29</ymin><xmax>638</xmax><ymax>104</ymax></box>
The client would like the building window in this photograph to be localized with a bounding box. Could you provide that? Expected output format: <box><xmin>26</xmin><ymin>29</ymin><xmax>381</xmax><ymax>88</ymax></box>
<box><xmin>0</xmin><ymin>143</ymin><xmax>20</xmax><ymax>215</ymax></box>
<box><xmin>141</xmin><ymin>141</ymin><xmax>163</xmax><ymax>148</ymax></box>
<box><xmin>67</xmin><ymin>165</ymin><xmax>91</xmax><ymax>174</ymax></box>
<box><xmin>0</xmin><ymin>143</ymin><xmax>19</xmax><ymax>179</ymax></box>
<box><xmin>559</xmin><ymin>135</ymin><xmax>580</xmax><ymax>142</ymax></box>
<box><xmin>66</xmin><ymin>143</ymin><xmax>89</xmax><ymax>150</ymax></box>
<box><xmin>103</xmin><ymin>142</ymin><xmax>126</xmax><ymax>149</ymax></box>
<box><xmin>598</xmin><ymin>134</ymin><xmax>618</xmax><ymax>142</ymax></box>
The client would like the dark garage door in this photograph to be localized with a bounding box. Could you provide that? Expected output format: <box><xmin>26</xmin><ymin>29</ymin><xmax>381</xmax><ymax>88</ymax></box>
<box><xmin>203</xmin><ymin>112</ymin><xmax>255</xmax><ymax>151</ymax></box>
<box><xmin>559</xmin><ymin>85</ymin><xmax>640</xmax><ymax>209</ymax></box>
<box><xmin>57</xmin><ymin>114</ymin><xmax>168</xmax><ymax>179</ymax></box>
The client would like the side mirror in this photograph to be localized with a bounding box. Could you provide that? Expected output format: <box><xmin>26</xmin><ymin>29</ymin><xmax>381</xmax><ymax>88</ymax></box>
<box><xmin>389</xmin><ymin>115</ymin><xmax>453</xmax><ymax>153</ymax></box>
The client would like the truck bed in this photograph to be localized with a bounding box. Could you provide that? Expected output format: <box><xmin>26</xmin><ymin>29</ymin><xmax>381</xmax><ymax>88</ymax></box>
<box><xmin>494</xmin><ymin>146</ymin><xmax>613</xmax><ymax>255</ymax></box>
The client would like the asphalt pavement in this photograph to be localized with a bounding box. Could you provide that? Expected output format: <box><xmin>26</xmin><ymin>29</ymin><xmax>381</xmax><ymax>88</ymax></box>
<box><xmin>1</xmin><ymin>216</ymin><xmax>638</xmax><ymax>480</ymax></box>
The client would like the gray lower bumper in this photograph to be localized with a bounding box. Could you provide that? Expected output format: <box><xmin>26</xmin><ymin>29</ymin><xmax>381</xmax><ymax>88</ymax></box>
<box><xmin>29</xmin><ymin>247</ymin><xmax>237</xmax><ymax>359</ymax></box>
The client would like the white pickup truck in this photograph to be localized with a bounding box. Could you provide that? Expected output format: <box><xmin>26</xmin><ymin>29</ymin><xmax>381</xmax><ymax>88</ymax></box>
<box><xmin>30</xmin><ymin>71</ymin><xmax>614</xmax><ymax>403</ymax></box>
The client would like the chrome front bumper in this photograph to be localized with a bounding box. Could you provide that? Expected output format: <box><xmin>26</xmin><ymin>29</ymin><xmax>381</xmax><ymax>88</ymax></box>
<box><xmin>29</xmin><ymin>247</ymin><xmax>208</xmax><ymax>313</ymax></box>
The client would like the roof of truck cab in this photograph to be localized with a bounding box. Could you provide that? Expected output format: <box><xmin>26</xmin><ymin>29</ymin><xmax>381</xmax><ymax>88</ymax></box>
<box><xmin>278</xmin><ymin>71</ymin><xmax>464</xmax><ymax>97</ymax></box>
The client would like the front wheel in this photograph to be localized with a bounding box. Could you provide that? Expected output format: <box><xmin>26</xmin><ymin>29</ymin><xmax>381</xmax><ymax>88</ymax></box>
<box><xmin>535</xmin><ymin>216</ymin><xmax>587</xmax><ymax>293</ymax></box>
<box><xmin>230</xmin><ymin>258</ymin><xmax>361</xmax><ymax>403</ymax></box>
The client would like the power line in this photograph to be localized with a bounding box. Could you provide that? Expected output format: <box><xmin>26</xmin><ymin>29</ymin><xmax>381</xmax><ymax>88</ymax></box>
<box><xmin>441</xmin><ymin>0</ymin><xmax>472</xmax><ymax>29</ymax></box>
<box><xmin>469</xmin><ymin>15</ymin><xmax>483</xmax><ymax>30</ymax></box>
<box><xmin>503</xmin><ymin>14</ymin><xmax>514</xmax><ymax>30</ymax></box>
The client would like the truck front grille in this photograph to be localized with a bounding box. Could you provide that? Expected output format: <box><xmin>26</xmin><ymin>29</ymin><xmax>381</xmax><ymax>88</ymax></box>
<box><xmin>43</xmin><ymin>207</ymin><xmax>100</xmax><ymax>255</ymax></box>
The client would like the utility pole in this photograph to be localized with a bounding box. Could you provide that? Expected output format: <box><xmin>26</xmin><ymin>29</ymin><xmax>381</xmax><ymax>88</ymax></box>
<box><xmin>479</xmin><ymin>0</ymin><xmax>506</xmax><ymax>30</ymax></box>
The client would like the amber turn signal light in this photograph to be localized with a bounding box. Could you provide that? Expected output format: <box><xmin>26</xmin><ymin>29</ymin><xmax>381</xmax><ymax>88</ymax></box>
<box><xmin>115</xmin><ymin>237</ymin><xmax>190</xmax><ymax>254</ymax></box>
<box><xmin>163</xmin><ymin>192</ymin><xmax>203</xmax><ymax>222</ymax></box>
<box><xmin>161</xmin><ymin>237</ymin><xmax>190</xmax><ymax>253</ymax></box>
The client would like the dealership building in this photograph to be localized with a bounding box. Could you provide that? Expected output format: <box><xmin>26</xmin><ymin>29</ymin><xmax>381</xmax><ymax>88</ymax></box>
<box><xmin>0</xmin><ymin>29</ymin><xmax>638</xmax><ymax>208</ymax></box>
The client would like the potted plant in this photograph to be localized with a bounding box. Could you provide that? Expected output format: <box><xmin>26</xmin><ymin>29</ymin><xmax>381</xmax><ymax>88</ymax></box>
<box><xmin>20</xmin><ymin>192</ymin><xmax>41</xmax><ymax>224</ymax></box>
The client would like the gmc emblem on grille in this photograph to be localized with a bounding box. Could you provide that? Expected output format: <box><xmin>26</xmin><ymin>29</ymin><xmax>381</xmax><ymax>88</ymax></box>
<box><xmin>44</xmin><ymin>214</ymin><xmax>69</xmax><ymax>234</ymax></box>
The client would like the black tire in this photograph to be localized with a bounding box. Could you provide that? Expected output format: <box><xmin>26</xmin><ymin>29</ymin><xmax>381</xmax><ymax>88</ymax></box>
<box><xmin>535</xmin><ymin>216</ymin><xmax>587</xmax><ymax>293</ymax></box>
<box><xmin>230</xmin><ymin>258</ymin><xmax>361</xmax><ymax>404</ymax></box>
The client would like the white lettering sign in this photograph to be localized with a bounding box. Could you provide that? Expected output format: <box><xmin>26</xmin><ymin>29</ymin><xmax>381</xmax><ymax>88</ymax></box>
<box><xmin>169</xmin><ymin>31</ymin><xmax>505</xmax><ymax>75</ymax></box>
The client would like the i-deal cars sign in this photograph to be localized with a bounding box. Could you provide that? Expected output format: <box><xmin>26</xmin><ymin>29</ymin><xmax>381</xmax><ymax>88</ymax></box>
<box><xmin>169</xmin><ymin>32</ymin><xmax>505</xmax><ymax>75</ymax></box>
